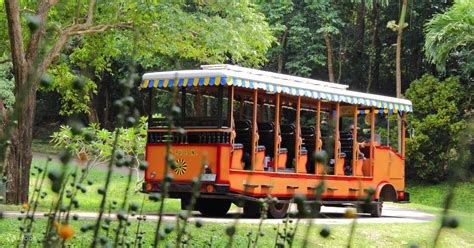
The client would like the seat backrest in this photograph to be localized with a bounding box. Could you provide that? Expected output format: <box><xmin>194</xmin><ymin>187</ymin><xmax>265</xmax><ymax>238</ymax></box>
<box><xmin>235</xmin><ymin>120</ymin><xmax>253</xmax><ymax>154</ymax></box>
<box><xmin>280</xmin><ymin>124</ymin><xmax>296</xmax><ymax>168</ymax></box>
<box><xmin>339</xmin><ymin>131</ymin><xmax>353</xmax><ymax>157</ymax></box>
<box><xmin>258</xmin><ymin>122</ymin><xmax>275</xmax><ymax>156</ymax></box>
<box><xmin>301</xmin><ymin>127</ymin><xmax>316</xmax><ymax>150</ymax></box>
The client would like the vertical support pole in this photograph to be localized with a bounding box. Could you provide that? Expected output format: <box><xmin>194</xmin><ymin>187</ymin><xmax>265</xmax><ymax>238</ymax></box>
<box><xmin>387</xmin><ymin>112</ymin><xmax>390</xmax><ymax>146</ymax></box>
<box><xmin>251</xmin><ymin>90</ymin><xmax>258</xmax><ymax>170</ymax></box>
<box><xmin>401</xmin><ymin>112</ymin><xmax>406</xmax><ymax>158</ymax></box>
<box><xmin>239</xmin><ymin>98</ymin><xmax>244</xmax><ymax>120</ymax></box>
<box><xmin>181</xmin><ymin>87</ymin><xmax>186</xmax><ymax>126</ymax></box>
<box><xmin>148</xmin><ymin>89</ymin><xmax>154</xmax><ymax>126</ymax></box>
<box><xmin>273</xmin><ymin>93</ymin><xmax>281</xmax><ymax>172</ymax></box>
<box><xmin>334</xmin><ymin>103</ymin><xmax>340</xmax><ymax>162</ymax></box>
<box><xmin>295</xmin><ymin>97</ymin><xmax>301</xmax><ymax>172</ymax></box>
<box><xmin>196</xmin><ymin>90</ymin><xmax>202</xmax><ymax>117</ymax></box>
<box><xmin>229</xmin><ymin>87</ymin><xmax>235</xmax><ymax>142</ymax></box>
<box><xmin>315</xmin><ymin>100</ymin><xmax>321</xmax><ymax>174</ymax></box>
<box><xmin>370</xmin><ymin>107</ymin><xmax>376</xmax><ymax>176</ymax></box>
<box><xmin>217</xmin><ymin>86</ymin><xmax>223</xmax><ymax>128</ymax></box>
<box><xmin>352</xmin><ymin>106</ymin><xmax>358</xmax><ymax>176</ymax></box>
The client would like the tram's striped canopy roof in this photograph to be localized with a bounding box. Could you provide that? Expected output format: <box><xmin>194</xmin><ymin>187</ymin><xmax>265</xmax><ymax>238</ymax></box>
<box><xmin>141</xmin><ymin>64</ymin><xmax>412</xmax><ymax>113</ymax></box>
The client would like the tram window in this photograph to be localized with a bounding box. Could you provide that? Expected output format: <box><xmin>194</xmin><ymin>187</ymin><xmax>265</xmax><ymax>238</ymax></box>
<box><xmin>300</xmin><ymin>109</ymin><xmax>316</xmax><ymax>128</ymax></box>
<box><xmin>150</xmin><ymin>87</ymin><xmax>230</xmax><ymax>128</ymax></box>
<box><xmin>354</xmin><ymin>110</ymin><xmax>371</xmax><ymax>142</ymax></box>
<box><xmin>389</xmin><ymin>114</ymin><xmax>399</xmax><ymax>151</ymax></box>
<box><xmin>185</xmin><ymin>87</ymin><xmax>229</xmax><ymax>128</ymax></box>
<box><xmin>280</xmin><ymin>101</ymin><xmax>297</xmax><ymax>169</ymax></box>
<box><xmin>151</xmin><ymin>88</ymin><xmax>174</xmax><ymax>119</ymax></box>
<box><xmin>375</xmin><ymin>113</ymin><xmax>388</xmax><ymax>146</ymax></box>
<box><xmin>320</xmin><ymin>111</ymin><xmax>334</xmax><ymax>158</ymax></box>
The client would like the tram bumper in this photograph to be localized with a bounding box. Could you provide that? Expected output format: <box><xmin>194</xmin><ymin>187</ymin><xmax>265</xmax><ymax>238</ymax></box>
<box><xmin>142</xmin><ymin>181</ymin><xmax>230</xmax><ymax>195</ymax></box>
<box><xmin>397</xmin><ymin>191</ymin><xmax>410</xmax><ymax>203</ymax></box>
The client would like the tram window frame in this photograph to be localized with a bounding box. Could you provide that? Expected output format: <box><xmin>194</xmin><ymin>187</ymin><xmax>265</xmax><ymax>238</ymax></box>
<box><xmin>147</xmin><ymin>86</ymin><xmax>231</xmax><ymax>129</ymax></box>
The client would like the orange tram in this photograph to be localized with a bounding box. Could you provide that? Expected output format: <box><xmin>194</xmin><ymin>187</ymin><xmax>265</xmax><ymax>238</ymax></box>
<box><xmin>141</xmin><ymin>64</ymin><xmax>412</xmax><ymax>218</ymax></box>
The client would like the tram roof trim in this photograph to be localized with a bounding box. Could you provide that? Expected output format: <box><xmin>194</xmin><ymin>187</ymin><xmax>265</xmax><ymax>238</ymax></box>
<box><xmin>141</xmin><ymin>64</ymin><xmax>413</xmax><ymax>112</ymax></box>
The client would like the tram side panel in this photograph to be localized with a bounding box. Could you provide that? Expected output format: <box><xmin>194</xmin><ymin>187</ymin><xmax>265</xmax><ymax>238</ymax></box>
<box><xmin>144</xmin><ymin>144</ymin><xmax>219</xmax><ymax>184</ymax></box>
<box><xmin>372</xmin><ymin>146</ymin><xmax>406</xmax><ymax>201</ymax></box>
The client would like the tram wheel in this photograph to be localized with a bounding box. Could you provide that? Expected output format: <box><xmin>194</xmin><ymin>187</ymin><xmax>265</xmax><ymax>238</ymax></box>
<box><xmin>370</xmin><ymin>201</ymin><xmax>383</xmax><ymax>217</ymax></box>
<box><xmin>358</xmin><ymin>201</ymin><xmax>383</xmax><ymax>217</ymax></box>
<box><xmin>268</xmin><ymin>201</ymin><xmax>290</xmax><ymax>219</ymax></box>
<box><xmin>197</xmin><ymin>198</ymin><xmax>231</xmax><ymax>217</ymax></box>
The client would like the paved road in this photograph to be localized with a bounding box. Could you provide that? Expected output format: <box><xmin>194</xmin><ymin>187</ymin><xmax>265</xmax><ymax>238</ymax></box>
<box><xmin>2</xmin><ymin>204</ymin><xmax>434</xmax><ymax>225</ymax></box>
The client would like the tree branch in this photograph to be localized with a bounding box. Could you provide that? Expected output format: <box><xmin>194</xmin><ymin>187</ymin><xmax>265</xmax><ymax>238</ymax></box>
<box><xmin>4</xmin><ymin>0</ymin><xmax>26</xmax><ymax>87</ymax></box>
<box><xmin>0</xmin><ymin>58</ymin><xmax>12</xmax><ymax>64</ymax></box>
<box><xmin>70</xmin><ymin>23</ymin><xmax>133</xmax><ymax>35</ymax></box>
<box><xmin>41</xmin><ymin>22</ymin><xmax>133</xmax><ymax>71</ymax></box>
<box><xmin>85</xmin><ymin>0</ymin><xmax>97</xmax><ymax>25</ymax></box>
<box><xmin>75</xmin><ymin>0</ymin><xmax>82</xmax><ymax>24</ymax></box>
<box><xmin>25</xmin><ymin>0</ymin><xmax>59</xmax><ymax>64</ymax></box>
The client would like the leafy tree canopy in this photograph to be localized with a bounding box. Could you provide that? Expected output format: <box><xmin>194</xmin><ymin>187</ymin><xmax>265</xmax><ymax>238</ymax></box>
<box><xmin>1</xmin><ymin>0</ymin><xmax>274</xmax><ymax>116</ymax></box>
<box><xmin>424</xmin><ymin>0</ymin><xmax>474</xmax><ymax>78</ymax></box>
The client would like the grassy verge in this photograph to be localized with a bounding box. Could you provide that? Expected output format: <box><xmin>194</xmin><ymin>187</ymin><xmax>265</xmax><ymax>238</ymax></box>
<box><xmin>0</xmin><ymin>217</ymin><xmax>472</xmax><ymax>247</ymax></box>
<box><xmin>0</xmin><ymin>158</ymin><xmax>182</xmax><ymax>214</ymax></box>
<box><xmin>403</xmin><ymin>181</ymin><xmax>474</xmax><ymax>233</ymax></box>
<box><xmin>31</xmin><ymin>139</ymin><xmax>60</xmax><ymax>155</ymax></box>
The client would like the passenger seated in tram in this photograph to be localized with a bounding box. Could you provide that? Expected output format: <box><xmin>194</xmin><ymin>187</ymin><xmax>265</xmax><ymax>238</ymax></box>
<box><xmin>349</xmin><ymin>124</ymin><xmax>366</xmax><ymax>160</ymax></box>
<box><xmin>341</xmin><ymin>124</ymin><xmax>366</xmax><ymax>175</ymax></box>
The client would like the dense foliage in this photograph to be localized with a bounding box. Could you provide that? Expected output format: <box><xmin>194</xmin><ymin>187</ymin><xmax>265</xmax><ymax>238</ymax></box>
<box><xmin>424</xmin><ymin>0</ymin><xmax>474</xmax><ymax>78</ymax></box>
<box><xmin>405</xmin><ymin>75</ymin><xmax>469</xmax><ymax>182</ymax></box>
<box><xmin>0</xmin><ymin>62</ymin><xmax>14</xmax><ymax>108</ymax></box>
<box><xmin>51</xmin><ymin>117</ymin><xmax>147</xmax><ymax>188</ymax></box>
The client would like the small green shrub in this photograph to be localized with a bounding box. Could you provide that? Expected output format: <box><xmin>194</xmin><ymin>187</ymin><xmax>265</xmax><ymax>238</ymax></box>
<box><xmin>405</xmin><ymin>75</ymin><xmax>469</xmax><ymax>182</ymax></box>
<box><xmin>50</xmin><ymin>117</ymin><xmax>147</xmax><ymax>187</ymax></box>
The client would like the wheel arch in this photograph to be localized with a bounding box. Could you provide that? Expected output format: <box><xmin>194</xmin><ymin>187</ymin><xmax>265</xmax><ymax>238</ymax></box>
<box><xmin>375</xmin><ymin>182</ymin><xmax>397</xmax><ymax>202</ymax></box>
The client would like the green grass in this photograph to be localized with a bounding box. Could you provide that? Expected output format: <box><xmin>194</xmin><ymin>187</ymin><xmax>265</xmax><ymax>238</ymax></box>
<box><xmin>403</xmin><ymin>181</ymin><xmax>474</xmax><ymax>233</ymax></box>
<box><xmin>0</xmin><ymin>158</ymin><xmax>182</xmax><ymax>214</ymax></box>
<box><xmin>406</xmin><ymin>181</ymin><xmax>473</xmax><ymax>212</ymax></box>
<box><xmin>31</xmin><ymin>139</ymin><xmax>60</xmax><ymax>155</ymax></box>
<box><xmin>0</xmin><ymin>217</ymin><xmax>472</xmax><ymax>247</ymax></box>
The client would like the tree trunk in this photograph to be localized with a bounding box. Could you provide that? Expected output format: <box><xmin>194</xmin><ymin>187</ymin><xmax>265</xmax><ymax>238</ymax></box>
<box><xmin>277</xmin><ymin>27</ymin><xmax>289</xmax><ymax>73</ymax></box>
<box><xmin>0</xmin><ymin>100</ymin><xmax>6</xmax><ymax>135</ymax></box>
<box><xmin>103</xmin><ymin>79</ymin><xmax>110</xmax><ymax>128</ymax></box>
<box><xmin>5</xmin><ymin>88</ymin><xmax>37</xmax><ymax>204</ymax></box>
<box><xmin>351</xmin><ymin>0</ymin><xmax>366</xmax><ymax>90</ymax></box>
<box><xmin>3</xmin><ymin>0</ymin><xmax>131</xmax><ymax>204</ymax></box>
<box><xmin>323</xmin><ymin>33</ymin><xmax>335</xmax><ymax>82</ymax></box>
<box><xmin>4</xmin><ymin>0</ymin><xmax>32</xmax><ymax>204</ymax></box>
<box><xmin>396</xmin><ymin>0</ymin><xmax>408</xmax><ymax>153</ymax></box>
<box><xmin>367</xmin><ymin>0</ymin><xmax>380</xmax><ymax>93</ymax></box>
<box><xmin>337</xmin><ymin>36</ymin><xmax>347</xmax><ymax>84</ymax></box>
<box><xmin>87</xmin><ymin>95</ymin><xmax>100</xmax><ymax>124</ymax></box>
<box><xmin>396</xmin><ymin>0</ymin><xmax>407</xmax><ymax>98</ymax></box>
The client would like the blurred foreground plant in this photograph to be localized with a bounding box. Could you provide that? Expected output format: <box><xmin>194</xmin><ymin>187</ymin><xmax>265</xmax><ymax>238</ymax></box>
<box><xmin>51</xmin><ymin>117</ymin><xmax>147</xmax><ymax>189</ymax></box>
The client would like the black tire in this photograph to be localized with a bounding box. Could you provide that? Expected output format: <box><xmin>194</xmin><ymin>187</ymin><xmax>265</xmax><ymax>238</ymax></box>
<box><xmin>197</xmin><ymin>199</ymin><xmax>231</xmax><ymax>217</ymax></box>
<box><xmin>370</xmin><ymin>201</ymin><xmax>382</xmax><ymax>217</ymax></box>
<box><xmin>358</xmin><ymin>201</ymin><xmax>383</xmax><ymax>217</ymax></box>
<box><xmin>268</xmin><ymin>202</ymin><xmax>290</xmax><ymax>219</ymax></box>
<box><xmin>243</xmin><ymin>201</ymin><xmax>261</xmax><ymax>217</ymax></box>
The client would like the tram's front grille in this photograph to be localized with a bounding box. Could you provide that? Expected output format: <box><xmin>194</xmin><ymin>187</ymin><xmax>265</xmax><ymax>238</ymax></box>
<box><xmin>147</xmin><ymin>131</ymin><xmax>231</xmax><ymax>144</ymax></box>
